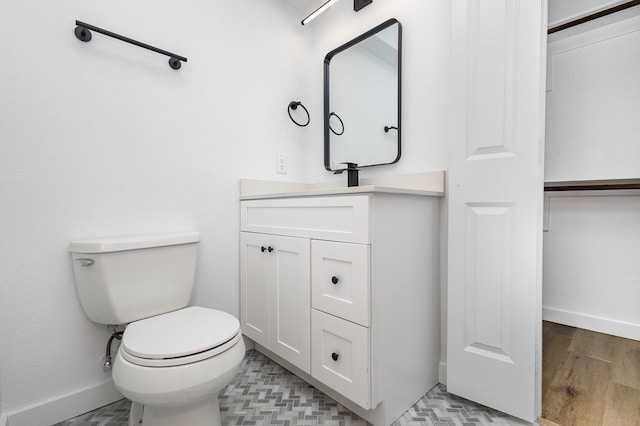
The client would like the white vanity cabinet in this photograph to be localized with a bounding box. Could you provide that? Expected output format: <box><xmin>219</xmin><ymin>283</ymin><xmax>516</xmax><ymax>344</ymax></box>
<box><xmin>240</xmin><ymin>191</ymin><xmax>441</xmax><ymax>426</ymax></box>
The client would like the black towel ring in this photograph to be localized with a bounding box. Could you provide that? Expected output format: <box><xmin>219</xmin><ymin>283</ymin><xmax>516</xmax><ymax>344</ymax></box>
<box><xmin>329</xmin><ymin>112</ymin><xmax>344</xmax><ymax>136</ymax></box>
<box><xmin>288</xmin><ymin>101</ymin><xmax>310</xmax><ymax>127</ymax></box>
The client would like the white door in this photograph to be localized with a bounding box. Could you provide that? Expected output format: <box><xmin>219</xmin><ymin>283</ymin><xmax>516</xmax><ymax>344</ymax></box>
<box><xmin>269</xmin><ymin>235</ymin><xmax>311</xmax><ymax>374</ymax></box>
<box><xmin>447</xmin><ymin>0</ymin><xmax>547</xmax><ymax>422</ymax></box>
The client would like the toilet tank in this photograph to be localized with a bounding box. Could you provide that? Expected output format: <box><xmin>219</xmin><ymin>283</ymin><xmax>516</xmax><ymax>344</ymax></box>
<box><xmin>69</xmin><ymin>232</ymin><xmax>200</xmax><ymax>325</ymax></box>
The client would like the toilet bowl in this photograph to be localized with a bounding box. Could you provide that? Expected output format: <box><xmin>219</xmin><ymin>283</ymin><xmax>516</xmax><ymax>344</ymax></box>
<box><xmin>69</xmin><ymin>232</ymin><xmax>245</xmax><ymax>426</ymax></box>
<box><xmin>112</xmin><ymin>306</ymin><xmax>245</xmax><ymax>426</ymax></box>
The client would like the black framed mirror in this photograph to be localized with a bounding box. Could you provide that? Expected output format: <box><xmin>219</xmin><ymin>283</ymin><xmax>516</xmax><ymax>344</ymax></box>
<box><xmin>324</xmin><ymin>18</ymin><xmax>402</xmax><ymax>172</ymax></box>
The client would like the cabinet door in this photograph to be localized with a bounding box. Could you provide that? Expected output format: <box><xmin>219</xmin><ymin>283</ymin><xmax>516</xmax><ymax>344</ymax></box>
<box><xmin>240</xmin><ymin>232</ymin><xmax>271</xmax><ymax>348</ymax></box>
<box><xmin>269</xmin><ymin>235</ymin><xmax>311</xmax><ymax>374</ymax></box>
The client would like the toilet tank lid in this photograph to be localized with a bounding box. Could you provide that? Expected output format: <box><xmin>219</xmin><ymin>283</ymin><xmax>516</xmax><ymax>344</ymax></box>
<box><xmin>69</xmin><ymin>232</ymin><xmax>200</xmax><ymax>253</ymax></box>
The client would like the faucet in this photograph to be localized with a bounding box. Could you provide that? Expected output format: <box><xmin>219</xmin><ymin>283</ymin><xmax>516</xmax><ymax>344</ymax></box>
<box><xmin>334</xmin><ymin>162</ymin><xmax>359</xmax><ymax>187</ymax></box>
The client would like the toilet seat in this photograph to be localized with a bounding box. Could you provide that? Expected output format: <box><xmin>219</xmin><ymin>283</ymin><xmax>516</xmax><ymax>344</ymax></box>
<box><xmin>120</xmin><ymin>306</ymin><xmax>241</xmax><ymax>368</ymax></box>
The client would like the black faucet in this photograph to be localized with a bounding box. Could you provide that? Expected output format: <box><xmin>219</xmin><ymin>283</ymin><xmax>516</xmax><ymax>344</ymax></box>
<box><xmin>334</xmin><ymin>162</ymin><xmax>359</xmax><ymax>187</ymax></box>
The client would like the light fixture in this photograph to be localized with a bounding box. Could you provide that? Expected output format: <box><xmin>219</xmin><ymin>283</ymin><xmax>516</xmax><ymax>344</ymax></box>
<box><xmin>301</xmin><ymin>0</ymin><xmax>339</xmax><ymax>25</ymax></box>
<box><xmin>301</xmin><ymin>0</ymin><xmax>373</xmax><ymax>25</ymax></box>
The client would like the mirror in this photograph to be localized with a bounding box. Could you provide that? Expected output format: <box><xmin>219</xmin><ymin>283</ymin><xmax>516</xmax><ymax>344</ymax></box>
<box><xmin>324</xmin><ymin>19</ymin><xmax>402</xmax><ymax>172</ymax></box>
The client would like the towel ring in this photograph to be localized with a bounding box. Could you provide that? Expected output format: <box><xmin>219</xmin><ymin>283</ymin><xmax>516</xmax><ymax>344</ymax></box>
<box><xmin>329</xmin><ymin>112</ymin><xmax>344</xmax><ymax>136</ymax></box>
<box><xmin>288</xmin><ymin>101</ymin><xmax>310</xmax><ymax>127</ymax></box>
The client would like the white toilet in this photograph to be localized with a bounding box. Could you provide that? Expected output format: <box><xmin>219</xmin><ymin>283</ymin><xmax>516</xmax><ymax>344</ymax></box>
<box><xmin>69</xmin><ymin>232</ymin><xmax>245</xmax><ymax>426</ymax></box>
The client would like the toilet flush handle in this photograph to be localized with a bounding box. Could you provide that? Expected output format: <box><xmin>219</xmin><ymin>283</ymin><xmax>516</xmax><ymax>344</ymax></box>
<box><xmin>73</xmin><ymin>258</ymin><xmax>95</xmax><ymax>267</ymax></box>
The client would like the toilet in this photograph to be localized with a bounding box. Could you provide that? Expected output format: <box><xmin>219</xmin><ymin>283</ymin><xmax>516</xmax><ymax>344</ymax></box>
<box><xmin>69</xmin><ymin>232</ymin><xmax>245</xmax><ymax>426</ymax></box>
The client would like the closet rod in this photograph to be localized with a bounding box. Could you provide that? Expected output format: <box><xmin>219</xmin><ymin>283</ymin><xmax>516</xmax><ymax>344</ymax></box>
<box><xmin>548</xmin><ymin>0</ymin><xmax>640</xmax><ymax>34</ymax></box>
<box><xmin>545</xmin><ymin>180</ymin><xmax>640</xmax><ymax>191</ymax></box>
<box><xmin>74</xmin><ymin>20</ymin><xmax>187</xmax><ymax>69</ymax></box>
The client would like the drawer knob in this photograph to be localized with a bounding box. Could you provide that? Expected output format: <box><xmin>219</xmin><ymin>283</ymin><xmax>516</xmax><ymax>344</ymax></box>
<box><xmin>261</xmin><ymin>246</ymin><xmax>266</xmax><ymax>252</ymax></box>
<box><xmin>331</xmin><ymin>352</ymin><xmax>339</xmax><ymax>361</ymax></box>
<box><xmin>331</xmin><ymin>276</ymin><xmax>339</xmax><ymax>284</ymax></box>
<box><xmin>268</xmin><ymin>246</ymin><xmax>274</xmax><ymax>253</ymax></box>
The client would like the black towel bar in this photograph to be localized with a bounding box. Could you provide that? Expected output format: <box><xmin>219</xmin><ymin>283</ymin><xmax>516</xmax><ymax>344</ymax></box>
<box><xmin>74</xmin><ymin>20</ymin><xmax>188</xmax><ymax>70</ymax></box>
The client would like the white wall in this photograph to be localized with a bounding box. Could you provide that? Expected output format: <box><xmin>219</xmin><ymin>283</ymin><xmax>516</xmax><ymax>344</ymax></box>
<box><xmin>543</xmin><ymin>194</ymin><xmax>640</xmax><ymax>340</ymax></box>
<box><xmin>0</xmin><ymin>0</ymin><xmax>313</xmax><ymax>422</ymax></box>
<box><xmin>545</xmin><ymin>8</ymin><xmax>640</xmax><ymax>182</ymax></box>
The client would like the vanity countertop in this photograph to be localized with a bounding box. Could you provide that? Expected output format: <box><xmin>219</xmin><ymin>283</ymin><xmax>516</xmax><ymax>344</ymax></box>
<box><xmin>239</xmin><ymin>171</ymin><xmax>445</xmax><ymax>200</ymax></box>
<box><xmin>240</xmin><ymin>185</ymin><xmax>443</xmax><ymax>200</ymax></box>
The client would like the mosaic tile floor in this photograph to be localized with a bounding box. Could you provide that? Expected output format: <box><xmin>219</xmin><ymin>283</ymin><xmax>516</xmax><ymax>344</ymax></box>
<box><xmin>55</xmin><ymin>350</ymin><xmax>532</xmax><ymax>426</ymax></box>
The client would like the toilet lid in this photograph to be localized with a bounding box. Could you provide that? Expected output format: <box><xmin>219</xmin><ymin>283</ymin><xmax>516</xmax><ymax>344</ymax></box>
<box><xmin>122</xmin><ymin>306</ymin><xmax>240</xmax><ymax>360</ymax></box>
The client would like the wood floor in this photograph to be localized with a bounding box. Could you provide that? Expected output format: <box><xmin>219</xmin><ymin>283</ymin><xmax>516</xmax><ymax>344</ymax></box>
<box><xmin>541</xmin><ymin>321</ymin><xmax>640</xmax><ymax>426</ymax></box>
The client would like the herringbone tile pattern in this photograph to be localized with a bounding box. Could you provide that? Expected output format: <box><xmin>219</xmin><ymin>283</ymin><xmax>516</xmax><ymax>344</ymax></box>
<box><xmin>55</xmin><ymin>350</ymin><xmax>530</xmax><ymax>425</ymax></box>
<box><xmin>394</xmin><ymin>385</ymin><xmax>530</xmax><ymax>425</ymax></box>
<box><xmin>219</xmin><ymin>350</ymin><xmax>367</xmax><ymax>425</ymax></box>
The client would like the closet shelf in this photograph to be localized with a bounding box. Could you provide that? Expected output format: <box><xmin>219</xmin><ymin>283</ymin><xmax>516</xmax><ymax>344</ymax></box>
<box><xmin>548</xmin><ymin>0</ymin><xmax>640</xmax><ymax>34</ymax></box>
<box><xmin>544</xmin><ymin>178</ymin><xmax>640</xmax><ymax>192</ymax></box>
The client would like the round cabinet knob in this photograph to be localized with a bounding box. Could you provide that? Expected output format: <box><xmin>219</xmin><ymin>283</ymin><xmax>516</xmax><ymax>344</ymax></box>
<box><xmin>331</xmin><ymin>276</ymin><xmax>339</xmax><ymax>284</ymax></box>
<box><xmin>331</xmin><ymin>352</ymin><xmax>339</xmax><ymax>361</ymax></box>
<box><xmin>268</xmin><ymin>246</ymin><xmax>274</xmax><ymax>253</ymax></box>
<box><xmin>261</xmin><ymin>246</ymin><xmax>266</xmax><ymax>252</ymax></box>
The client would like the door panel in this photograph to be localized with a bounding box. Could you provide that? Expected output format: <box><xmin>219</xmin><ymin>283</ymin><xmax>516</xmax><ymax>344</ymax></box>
<box><xmin>464</xmin><ymin>203</ymin><xmax>514</xmax><ymax>363</ymax></box>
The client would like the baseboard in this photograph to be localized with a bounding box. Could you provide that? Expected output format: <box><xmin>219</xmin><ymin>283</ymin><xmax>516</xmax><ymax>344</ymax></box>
<box><xmin>537</xmin><ymin>417</ymin><xmax>562</xmax><ymax>426</ymax></box>
<box><xmin>543</xmin><ymin>306</ymin><xmax>640</xmax><ymax>340</ymax></box>
<box><xmin>5</xmin><ymin>379</ymin><xmax>122</xmax><ymax>426</ymax></box>
<box><xmin>438</xmin><ymin>362</ymin><xmax>447</xmax><ymax>386</ymax></box>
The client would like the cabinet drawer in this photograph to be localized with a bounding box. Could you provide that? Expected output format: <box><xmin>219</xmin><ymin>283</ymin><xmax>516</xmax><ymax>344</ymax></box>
<box><xmin>311</xmin><ymin>240</ymin><xmax>370</xmax><ymax>326</ymax></box>
<box><xmin>241</xmin><ymin>196</ymin><xmax>370</xmax><ymax>243</ymax></box>
<box><xmin>311</xmin><ymin>309</ymin><xmax>370</xmax><ymax>409</ymax></box>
